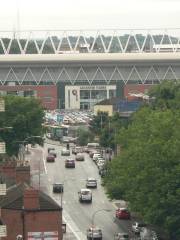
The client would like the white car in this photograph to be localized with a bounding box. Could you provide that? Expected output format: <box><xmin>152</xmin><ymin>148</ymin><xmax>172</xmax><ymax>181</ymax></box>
<box><xmin>114</xmin><ymin>232</ymin><xmax>129</xmax><ymax>240</ymax></box>
<box><xmin>78</xmin><ymin>189</ymin><xmax>92</xmax><ymax>203</ymax></box>
<box><xmin>61</xmin><ymin>148</ymin><xmax>70</xmax><ymax>156</ymax></box>
<box><xmin>87</xmin><ymin>227</ymin><xmax>102</xmax><ymax>240</ymax></box>
<box><xmin>86</xmin><ymin>178</ymin><xmax>97</xmax><ymax>188</ymax></box>
<box><xmin>93</xmin><ymin>153</ymin><xmax>102</xmax><ymax>161</ymax></box>
<box><xmin>132</xmin><ymin>222</ymin><xmax>147</xmax><ymax>233</ymax></box>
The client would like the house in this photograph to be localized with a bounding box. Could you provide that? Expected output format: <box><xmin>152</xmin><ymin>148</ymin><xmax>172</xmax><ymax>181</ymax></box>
<box><xmin>0</xmin><ymin>163</ymin><xmax>63</xmax><ymax>240</ymax></box>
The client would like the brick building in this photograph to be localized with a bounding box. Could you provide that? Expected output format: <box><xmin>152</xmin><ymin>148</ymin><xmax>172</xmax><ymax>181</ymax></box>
<box><xmin>0</xmin><ymin>164</ymin><xmax>63</xmax><ymax>240</ymax></box>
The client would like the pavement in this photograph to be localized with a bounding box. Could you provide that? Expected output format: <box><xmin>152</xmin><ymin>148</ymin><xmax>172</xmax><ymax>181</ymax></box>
<box><xmin>25</xmin><ymin>145</ymin><xmax>78</xmax><ymax>240</ymax></box>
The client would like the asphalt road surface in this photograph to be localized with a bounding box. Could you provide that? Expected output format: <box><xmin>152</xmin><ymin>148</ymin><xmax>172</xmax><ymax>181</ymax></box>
<box><xmin>30</xmin><ymin>142</ymin><xmax>135</xmax><ymax>240</ymax></box>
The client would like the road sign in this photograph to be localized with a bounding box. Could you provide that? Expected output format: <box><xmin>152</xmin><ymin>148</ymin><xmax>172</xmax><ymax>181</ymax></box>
<box><xmin>0</xmin><ymin>142</ymin><xmax>6</xmax><ymax>154</ymax></box>
<box><xmin>0</xmin><ymin>98</ymin><xmax>5</xmax><ymax>112</ymax></box>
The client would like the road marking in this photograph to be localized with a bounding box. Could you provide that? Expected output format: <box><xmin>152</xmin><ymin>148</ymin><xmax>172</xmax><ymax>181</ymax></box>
<box><xmin>42</xmin><ymin>148</ymin><xmax>47</xmax><ymax>174</ymax></box>
<box><xmin>52</xmin><ymin>196</ymin><xmax>86</xmax><ymax>240</ymax></box>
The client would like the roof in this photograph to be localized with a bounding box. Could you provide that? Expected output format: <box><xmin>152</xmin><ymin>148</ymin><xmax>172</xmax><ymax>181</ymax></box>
<box><xmin>0</xmin><ymin>53</ymin><xmax>180</xmax><ymax>63</ymax></box>
<box><xmin>0</xmin><ymin>184</ymin><xmax>62</xmax><ymax>211</ymax></box>
<box><xmin>0</xmin><ymin>172</ymin><xmax>16</xmax><ymax>188</ymax></box>
<box><xmin>95</xmin><ymin>97</ymin><xmax>121</xmax><ymax>106</ymax></box>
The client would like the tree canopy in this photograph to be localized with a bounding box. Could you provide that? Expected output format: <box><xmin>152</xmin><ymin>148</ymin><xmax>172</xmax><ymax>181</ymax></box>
<box><xmin>0</xmin><ymin>96</ymin><xmax>44</xmax><ymax>157</ymax></box>
<box><xmin>104</xmin><ymin>81</ymin><xmax>180</xmax><ymax>239</ymax></box>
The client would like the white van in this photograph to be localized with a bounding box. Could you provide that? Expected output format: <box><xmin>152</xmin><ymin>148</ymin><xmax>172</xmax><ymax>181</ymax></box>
<box><xmin>78</xmin><ymin>189</ymin><xmax>92</xmax><ymax>203</ymax></box>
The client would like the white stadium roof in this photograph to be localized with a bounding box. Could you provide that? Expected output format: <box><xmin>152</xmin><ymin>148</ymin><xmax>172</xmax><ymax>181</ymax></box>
<box><xmin>0</xmin><ymin>53</ymin><xmax>180</xmax><ymax>63</ymax></box>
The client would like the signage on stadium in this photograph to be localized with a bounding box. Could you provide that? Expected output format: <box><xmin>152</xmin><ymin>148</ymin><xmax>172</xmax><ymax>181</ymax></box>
<box><xmin>80</xmin><ymin>85</ymin><xmax>107</xmax><ymax>90</ymax></box>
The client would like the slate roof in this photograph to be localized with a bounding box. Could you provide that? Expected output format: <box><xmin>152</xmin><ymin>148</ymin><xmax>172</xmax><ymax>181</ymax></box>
<box><xmin>95</xmin><ymin>97</ymin><xmax>121</xmax><ymax>106</ymax></box>
<box><xmin>0</xmin><ymin>184</ymin><xmax>62</xmax><ymax>211</ymax></box>
<box><xmin>0</xmin><ymin>172</ymin><xmax>16</xmax><ymax>188</ymax></box>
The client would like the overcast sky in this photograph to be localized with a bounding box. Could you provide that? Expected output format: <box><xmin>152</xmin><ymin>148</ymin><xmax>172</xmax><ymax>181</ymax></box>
<box><xmin>1</xmin><ymin>0</ymin><xmax>180</xmax><ymax>31</ymax></box>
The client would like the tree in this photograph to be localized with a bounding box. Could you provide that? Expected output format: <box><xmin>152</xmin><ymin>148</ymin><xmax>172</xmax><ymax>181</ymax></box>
<box><xmin>0</xmin><ymin>96</ymin><xmax>44</xmax><ymax>157</ymax></box>
<box><xmin>76</xmin><ymin>127</ymin><xmax>94</xmax><ymax>146</ymax></box>
<box><xmin>104</xmin><ymin>81</ymin><xmax>180</xmax><ymax>239</ymax></box>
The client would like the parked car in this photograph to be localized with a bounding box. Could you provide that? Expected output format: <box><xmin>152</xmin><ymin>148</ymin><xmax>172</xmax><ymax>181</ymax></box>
<box><xmin>89</xmin><ymin>150</ymin><xmax>99</xmax><ymax>158</ymax></box>
<box><xmin>87</xmin><ymin>227</ymin><xmax>102</xmax><ymax>240</ymax></box>
<box><xmin>78</xmin><ymin>189</ymin><xmax>92</xmax><ymax>203</ymax></box>
<box><xmin>46</xmin><ymin>154</ymin><xmax>55</xmax><ymax>162</ymax></box>
<box><xmin>75</xmin><ymin>153</ymin><xmax>85</xmax><ymax>161</ymax></box>
<box><xmin>132</xmin><ymin>222</ymin><xmax>147</xmax><ymax>233</ymax></box>
<box><xmin>86</xmin><ymin>178</ymin><xmax>97</xmax><ymax>188</ymax></box>
<box><xmin>93</xmin><ymin>153</ymin><xmax>102</xmax><ymax>161</ymax></box>
<box><xmin>114</xmin><ymin>232</ymin><xmax>129</xmax><ymax>240</ymax></box>
<box><xmin>115</xmin><ymin>208</ymin><xmax>131</xmax><ymax>220</ymax></box>
<box><xmin>48</xmin><ymin>147</ymin><xmax>55</xmax><ymax>153</ymax></box>
<box><xmin>97</xmin><ymin>160</ymin><xmax>106</xmax><ymax>168</ymax></box>
<box><xmin>53</xmin><ymin>183</ymin><xmax>64</xmax><ymax>193</ymax></box>
<box><xmin>61</xmin><ymin>148</ymin><xmax>70</xmax><ymax>156</ymax></box>
<box><xmin>65</xmin><ymin>159</ymin><xmax>75</xmax><ymax>168</ymax></box>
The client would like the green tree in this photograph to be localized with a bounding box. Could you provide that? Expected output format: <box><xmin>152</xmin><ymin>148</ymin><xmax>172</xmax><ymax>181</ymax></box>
<box><xmin>104</xmin><ymin>108</ymin><xmax>180</xmax><ymax>239</ymax></box>
<box><xmin>76</xmin><ymin>127</ymin><xmax>94</xmax><ymax>146</ymax></box>
<box><xmin>0</xmin><ymin>96</ymin><xmax>44</xmax><ymax>157</ymax></box>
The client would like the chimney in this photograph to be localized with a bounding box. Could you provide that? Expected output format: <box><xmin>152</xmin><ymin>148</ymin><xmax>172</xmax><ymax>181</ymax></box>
<box><xmin>0</xmin><ymin>162</ymin><xmax>16</xmax><ymax>179</ymax></box>
<box><xmin>16</xmin><ymin>166</ymin><xmax>30</xmax><ymax>184</ymax></box>
<box><xmin>23</xmin><ymin>188</ymin><xmax>40</xmax><ymax>209</ymax></box>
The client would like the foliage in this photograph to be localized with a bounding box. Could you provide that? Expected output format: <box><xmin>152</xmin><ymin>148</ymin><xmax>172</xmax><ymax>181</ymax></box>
<box><xmin>104</xmin><ymin>82</ymin><xmax>180</xmax><ymax>239</ymax></box>
<box><xmin>76</xmin><ymin>127</ymin><xmax>94</xmax><ymax>146</ymax></box>
<box><xmin>89</xmin><ymin>111</ymin><xmax>109</xmax><ymax>135</ymax></box>
<box><xmin>0</xmin><ymin>96</ymin><xmax>44</xmax><ymax>157</ymax></box>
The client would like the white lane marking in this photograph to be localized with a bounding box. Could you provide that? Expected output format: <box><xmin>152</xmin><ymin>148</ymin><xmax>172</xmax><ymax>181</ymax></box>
<box><xmin>52</xmin><ymin>197</ymin><xmax>86</xmax><ymax>240</ymax></box>
<box><xmin>42</xmin><ymin>148</ymin><xmax>47</xmax><ymax>174</ymax></box>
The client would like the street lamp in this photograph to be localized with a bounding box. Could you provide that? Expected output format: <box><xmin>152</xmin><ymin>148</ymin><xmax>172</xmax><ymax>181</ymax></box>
<box><xmin>91</xmin><ymin>209</ymin><xmax>111</xmax><ymax>240</ymax></box>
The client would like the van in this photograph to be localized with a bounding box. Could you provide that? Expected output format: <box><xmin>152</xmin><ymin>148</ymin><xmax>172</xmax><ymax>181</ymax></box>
<box><xmin>78</xmin><ymin>189</ymin><xmax>92</xmax><ymax>203</ymax></box>
<box><xmin>87</xmin><ymin>143</ymin><xmax>100</xmax><ymax>149</ymax></box>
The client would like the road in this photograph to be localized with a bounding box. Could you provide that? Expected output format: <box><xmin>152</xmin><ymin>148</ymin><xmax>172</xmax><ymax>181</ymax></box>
<box><xmin>29</xmin><ymin>141</ymin><xmax>134</xmax><ymax>240</ymax></box>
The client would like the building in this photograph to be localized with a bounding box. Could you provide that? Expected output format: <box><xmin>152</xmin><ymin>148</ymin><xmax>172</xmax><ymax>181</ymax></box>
<box><xmin>0</xmin><ymin>163</ymin><xmax>63</xmax><ymax>240</ymax></box>
<box><xmin>94</xmin><ymin>97</ymin><xmax>142</xmax><ymax>116</ymax></box>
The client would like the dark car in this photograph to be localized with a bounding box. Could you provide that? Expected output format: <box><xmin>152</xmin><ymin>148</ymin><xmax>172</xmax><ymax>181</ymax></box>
<box><xmin>65</xmin><ymin>159</ymin><xmax>75</xmax><ymax>168</ymax></box>
<box><xmin>46</xmin><ymin>154</ymin><xmax>55</xmax><ymax>162</ymax></box>
<box><xmin>116</xmin><ymin>208</ymin><xmax>131</xmax><ymax>220</ymax></box>
<box><xmin>53</xmin><ymin>183</ymin><xmax>64</xmax><ymax>193</ymax></box>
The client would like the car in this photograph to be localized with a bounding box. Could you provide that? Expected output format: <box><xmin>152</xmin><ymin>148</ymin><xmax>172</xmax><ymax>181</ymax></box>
<box><xmin>61</xmin><ymin>148</ymin><xmax>70</xmax><ymax>156</ymax></box>
<box><xmin>93</xmin><ymin>153</ymin><xmax>102</xmax><ymax>161</ymax></box>
<box><xmin>114</xmin><ymin>232</ymin><xmax>129</xmax><ymax>240</ymax></box>
<box><xmin>78</xmin><ymin>189</ymin><xmax>92</xmax><ymax>203</ymax></box>
<box><xmin>48</xmin><ymin>147</ymin><xmax>55</xmax><ymax>152</ymax></box>
<box><xmin>53</xmin><ymin>183</ymin><xmax>64</xmax><ymax>193</ymax></box>
<box><xmin>75</xmin><ymin>153</ymin><xmax>85</xmax><ymax>161</ymax></box>
<box><xmin>132</xmin><ymin>222</ymin><xmax>147</xmax><ymax>233</ymax></box>
<box><xmin>86</xmin><ymin>178</ymin><xmax>97</xmax><ymax>188</ymax></box>
<box><xmin>115</xmin><ymin>208</ymin><xmax>131</xmax><ymax>220</ymax></box>
<box><xmin>65</xmin><ymin>159</ymin><xmax>75</xmax><ymax>168</ymax></box>
<box><xmin>46</xmin><ymin>154</ymin><xmax>55</xmax><ymax>162</ymax></box>
<box><xmin>87</xmin><ymin>227</ymin><xmax>102</xmax><ymax>240</ymax></box>
<box><xmin>89</xmin><ymin>150</ymin><xmax>99</xmax><ymax>158</ymax></box>
<box><xmin>48</xmin><ymin>149</ymin><xmax>57</xmax><ymax>157</ymax></box>
<box><xmin>94</xmin><ymin>157</ymin><xmax>104</xmax><ymax>164</ymax></box>
<box><xmin>97</xmin><ymin>160</ymin><xmax>106</xmax><ymax>168</ymax></box>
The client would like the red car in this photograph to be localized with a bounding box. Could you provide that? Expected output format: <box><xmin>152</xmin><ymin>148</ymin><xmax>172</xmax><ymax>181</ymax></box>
<box><xmin>115</xmin><ymin>208</ymin><xmax>130</xmax><ymax>220</ymax></box>
<box><xmin>46</xmin><ymin>154</ymin><xmax>55</xmax><ymax>162</ymax></box>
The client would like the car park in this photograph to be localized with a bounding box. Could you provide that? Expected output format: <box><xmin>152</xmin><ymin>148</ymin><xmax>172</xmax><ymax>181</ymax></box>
<box><xmin>114</xmin><ymin>232</ymin><xmax>129</xmax><ymax>240</ymax></box>
<box><xmin>132</xmin><ymin>222</ymin><xmax>147</xmax><ymax>233</ymax></box>
<box><xmin>115</xmin><ymin>208</ymin><xmax>131</xmax><ymax>220</ymax></box>
<box><xmin>75</xmin><ymin>153</ymin><xmax>85</xmax><ymax>161</ymax></box>
<box><xmin>65</xmin><ymin>159</ymin><xmax>75</xmax><ymax>168</ymax></box>
<box><xmin>86</xmin><ymin>178</ymin><xmax>97</xmax><ymax>188</ymax></box>
<box><xmin>46</xmin><ymin>154</ymin><xmax>55</xmax><ymax>162</ymax></box>
<box><xmin>61</xmin><ymin>148</ymin><xmax>70</xmax><ymax>156</ymax></box>
<box><xmin>87</xmin><ymin>227</ymin><xmax>102</xmax><ymax>240</ymax></box>
<box><xmin>78</xmin><ymin>189</ymin><xmax>92</xmax><ymax>203</ymax></box>
<box><xmin>53</xmin><ymin>183</ymin><xmax>64</xmax><ymax>193</ymax></box>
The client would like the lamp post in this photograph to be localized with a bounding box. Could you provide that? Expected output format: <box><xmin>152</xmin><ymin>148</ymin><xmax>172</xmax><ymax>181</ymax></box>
<box><xmin>91</xmin><ymin>209</ymin><xmax>111</xmax><ymax>240</ymax></box>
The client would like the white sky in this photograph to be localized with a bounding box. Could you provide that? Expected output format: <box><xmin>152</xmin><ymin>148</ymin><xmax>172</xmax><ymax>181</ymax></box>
<box><xmin>1</xmin><ymin>0</ymin><xmax>180</xmax><ymax>31</ymax></box>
